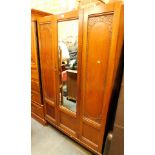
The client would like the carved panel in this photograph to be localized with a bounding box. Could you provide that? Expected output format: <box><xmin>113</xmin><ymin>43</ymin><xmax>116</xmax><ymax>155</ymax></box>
<box><xmin>83</xmin><ymin>13</ymin><xmax>113</xmax><ymax>123</ymax></box>
<box><xmin>88</xmin><ymin>14</ymin><xmax>113</xmax><ymax>33</ymax></box>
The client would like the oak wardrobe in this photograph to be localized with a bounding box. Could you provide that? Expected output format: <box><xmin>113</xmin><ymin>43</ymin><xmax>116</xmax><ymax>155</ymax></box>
<box><xmin>37</xmin><ymin>2</ymin><xmax>124</xmax><ymax>155</ymax></box>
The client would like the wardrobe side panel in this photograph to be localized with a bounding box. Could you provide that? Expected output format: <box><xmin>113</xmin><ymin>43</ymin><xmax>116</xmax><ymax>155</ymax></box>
<box><xmin>31</xmin><ymin>19</ymin><xmax>46</xmax><ymax>125</ymax></box>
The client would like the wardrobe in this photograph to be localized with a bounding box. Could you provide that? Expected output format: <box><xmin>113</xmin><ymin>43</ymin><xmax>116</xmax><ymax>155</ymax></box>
<box><xmin>36</xmin><ymin>2</ymin><xmax>124</xmax><ymax>155</ymax></box>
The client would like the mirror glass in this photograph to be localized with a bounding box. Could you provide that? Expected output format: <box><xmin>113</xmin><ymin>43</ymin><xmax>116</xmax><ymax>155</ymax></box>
<box><xmin>58</xmin><ymin>19</ymin><xmax>78</xmax><ymax>113</ymax></box>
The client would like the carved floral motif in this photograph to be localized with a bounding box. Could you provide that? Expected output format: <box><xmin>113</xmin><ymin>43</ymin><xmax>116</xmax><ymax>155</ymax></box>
<box><xmin>88</xmin><ymin>14</ymin><xmax>113</xmax><ymax>33</ymax></box>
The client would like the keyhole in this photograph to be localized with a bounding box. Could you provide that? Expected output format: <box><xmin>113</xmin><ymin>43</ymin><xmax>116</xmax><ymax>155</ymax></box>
<box><xmin>97</xmin><ymin>60</ymin><xmax>101</xmax><ymax>64</ymax></box>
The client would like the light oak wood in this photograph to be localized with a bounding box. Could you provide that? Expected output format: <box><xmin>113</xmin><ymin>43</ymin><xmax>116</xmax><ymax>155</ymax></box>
<box><xmin>31</xmin><ymin>9</ymin><xmax>51</xmax><ymax>19</ymax></box>
<box><xmin>37</xmin><ymin>2</ymin><xmax>124</xmax><ymax>154</ymax></box>
<box><xmin>37</xmin><ymin>15</ymin><xmax>58</xmax><ymax>125</ymax></box>
<box><xmin>31</xmin><ymin>10</ymin><xmax>48</xmax><ymax>125</ymax></box>
<box><xmin>66</xmin><ymin>70</ymin><xmax>77</xmax><ymax>101</ymax></box>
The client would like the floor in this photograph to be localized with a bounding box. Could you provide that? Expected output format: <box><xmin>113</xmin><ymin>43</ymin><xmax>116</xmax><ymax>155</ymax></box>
<box><xmin>31</xmin><ymin>118</ymin><xmax>93</xmax><ymax>155</ymax></box>
<box><xmin>61</xmin><ymin>84</ymin><xmax>77</xmax><ymax>112</ymax></box>
<box><xmin>63</xmin><ymin>96</ymin><xmax>76</xmax><ymax>112</ymax></box>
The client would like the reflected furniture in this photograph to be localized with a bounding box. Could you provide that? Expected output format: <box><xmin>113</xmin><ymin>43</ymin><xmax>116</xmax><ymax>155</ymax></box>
<box><xmin>66</xmin><ymin>70</ymin><xmax>77</xmax><ymax>101</ymax></box>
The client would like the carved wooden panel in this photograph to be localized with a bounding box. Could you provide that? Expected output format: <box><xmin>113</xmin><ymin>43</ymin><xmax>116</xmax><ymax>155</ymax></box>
<box><xmin>83</xmin><ymin>13</ymin><xmax>113</xmax><ymax>123</ymax></box>
<box><xmin>39</xmin><ymin>23</ymin><xmax>56</xmax><ymax>102</ymax></box>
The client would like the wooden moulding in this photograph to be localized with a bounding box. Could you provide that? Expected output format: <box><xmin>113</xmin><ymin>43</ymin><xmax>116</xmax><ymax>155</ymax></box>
<box><xmin>32</xmin><ymin>111</ymin><xmax>47</xmax><ymax>125</ymax></box>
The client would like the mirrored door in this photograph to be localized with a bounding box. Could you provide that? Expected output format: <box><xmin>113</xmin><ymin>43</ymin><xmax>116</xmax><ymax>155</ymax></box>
<box><xmin>58</xmin><ymin>19</ymin><xmax>79</xmax><ymax>113</ymax></box>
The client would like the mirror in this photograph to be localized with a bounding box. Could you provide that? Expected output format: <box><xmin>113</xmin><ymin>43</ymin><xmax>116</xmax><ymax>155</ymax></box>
<box><xmin>58</xmin><ymin>19</ymin><xmax>78</xmax><ymax>113</ymax></box>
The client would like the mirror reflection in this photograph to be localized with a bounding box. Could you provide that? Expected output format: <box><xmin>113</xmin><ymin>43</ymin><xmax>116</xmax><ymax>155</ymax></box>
<box><xmin>58</xmin><ymin>19</ymin><xmax>78</xmax><ymax>113</ymax></box>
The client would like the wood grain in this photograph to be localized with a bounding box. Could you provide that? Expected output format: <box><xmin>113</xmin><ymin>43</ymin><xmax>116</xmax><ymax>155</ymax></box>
<box><xmin>37</xmin><ymin>2</ymin><xmax>124</xmax><ymax>154</ymax></box>
<box><xmin>31</xmin><ymin>10</ymin><xmax>47</xmax><ymax>125</ymax></box>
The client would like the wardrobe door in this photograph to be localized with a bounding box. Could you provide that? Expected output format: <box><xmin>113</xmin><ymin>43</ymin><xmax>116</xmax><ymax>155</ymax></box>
<box><xmin>80</xmin><ymin>2</ymin><xmax>124</xmax><ymax>153</ymax></box>
<box><xmin>56</xmin><ymin>10</ymin><xmax>83</xmax><ymax>138</ymax></box>
<box><xmin>37</xmin><ymin>16</ymin><xmax>58</xmax><ymax>125</ymax></box>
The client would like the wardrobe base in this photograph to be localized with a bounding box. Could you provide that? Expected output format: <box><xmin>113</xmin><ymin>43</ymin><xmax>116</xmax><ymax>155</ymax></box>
<box><xmin>45</xmin><ymin>116</ymin><xmax>102</xmax><ymax>155</ymax></box>
<box><xmin>32</xmin><ymin>112</ymin><xmax>47</xmax><ymax>125</ymax></box>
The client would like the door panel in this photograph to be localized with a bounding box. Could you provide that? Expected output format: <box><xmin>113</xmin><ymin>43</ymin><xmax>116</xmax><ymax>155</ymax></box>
<box><xmin>56</xmin><ymin>11</ymin><xmax>82</xmax><ymax>137</ymax></box>
<box><xmin>84</xmin><ymin>13</ymin><xmax>113</xmax><ymax>123</ymax></box>
<box><xmin>37</xmin><ymin>16</ymin><xmax>58</xmax><ymax>123</ymax></box>
<box><xmin>59</xmin><ymin>112</ymin><xmax>77</xmax><ymax>136</ymax></box>
<box><xmin>82</xmin><ymin>122</ymin><xmax>99</xmax><ymax>146</ymax></box>
<box><xmin>80</xmin><ymin>2</ymin><xmax>124</xmax><ymax>153</ymax></box>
